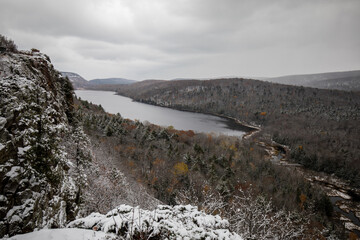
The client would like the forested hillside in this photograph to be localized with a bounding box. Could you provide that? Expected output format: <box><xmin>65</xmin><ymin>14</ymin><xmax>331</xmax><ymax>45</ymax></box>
<box><xmin>116</xmin><ymin>79</ymin><xmax>360</xmax><ymax>187</ymax></box>
<box><xmin>75</xmin><ymin>97</ymin><xmax>343</xmax><ymax>239</ymax></box>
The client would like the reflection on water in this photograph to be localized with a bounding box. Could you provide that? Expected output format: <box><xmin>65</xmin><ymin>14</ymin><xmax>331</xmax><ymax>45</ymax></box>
<box><xmin>75</xmin><ymin>90</ymin><xmax>246</xmax><ymax>137</ymax></box>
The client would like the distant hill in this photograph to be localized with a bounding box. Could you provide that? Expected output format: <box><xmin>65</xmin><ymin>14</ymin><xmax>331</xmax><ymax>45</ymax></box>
<box><xmin>89</xmin><ymin>78</ymin><xmax>135</xmax><ymax>85</ymax></box>
<box><xmin>61</xmin><ymin>71</ymin><xmax>89</xmax><ymax>89</ymax></box>
<box><xmin>62</xmin><ymin>70</ymin><xmax>360</xmax><ymax>91</ymax></box>
<box><xmin>171</xmin><ymin>76</ymin><xmax>268</xmax><ymax>81</ymax></box>
<box><xmin>266</xmin><ymin>70</ymin><xmax>360</xmax><ymax>91</ymax></box>
<box><xmin>60</xmin><ymin>72</ymin><xmax>136</xmax><ymax>90</ymax></box>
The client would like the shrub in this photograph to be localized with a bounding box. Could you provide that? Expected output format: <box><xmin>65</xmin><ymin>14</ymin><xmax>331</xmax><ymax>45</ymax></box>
<box><xmin>0</xmin><ymin>34</ymin><xmax>18</xmax><ymax>53</ymax></box>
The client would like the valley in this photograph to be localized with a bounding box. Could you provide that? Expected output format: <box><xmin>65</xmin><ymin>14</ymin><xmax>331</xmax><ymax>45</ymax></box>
<box><xmin>114</xmin><ymin>78</ymin><xmax>360</xmax><ymax>237</ymax></box>
<box><xmin>1</xmin><ymin>35</ymin><xmax>359</xmax><ymax>239</ymax></box>
<box><xmin>77</xmin><ymin>86</ymin><xmax>360</xmax><ymax>236</ymax></box>
<box><xmin>115</xmin><ymin>79</ymin><xmax>360</xmax><ymax>187</ymax></box>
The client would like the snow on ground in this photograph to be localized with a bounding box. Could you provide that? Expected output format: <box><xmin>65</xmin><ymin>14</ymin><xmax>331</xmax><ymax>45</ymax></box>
<box><xmin>328</xmin><ymin>189</ymin><xmax>351</xmax><ymax>200</ymax></box>
<box><xmin>5</xmin><ymin>228</ymin><xmax>118</xmax><ymax>240</ymax></box>
<box><xmin>4</xmin><ymin>204</ymin><xmax>242</xmax><ymax>240</ymax></box>
<box><xmin>345</xmin><ymin>222</ymin><xmax>360</xmax><ymax>232</ymax></box>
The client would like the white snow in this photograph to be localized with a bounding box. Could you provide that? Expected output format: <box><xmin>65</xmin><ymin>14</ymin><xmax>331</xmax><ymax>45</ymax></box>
<box><xmin>328</xmin><ymin>189</ymin><xmax>351</xmax><ymax>200</ymax></box>
<box><xmin>5</xmin><ymin>166</ymin><xmax>22</xmax><ymax>178</ymax></box>
<box><xmin>9</xmin><ymin>215</ymin><xmax>21</xmax><ymax>224</ymax></box>
<box><xmin>6</xmin><ymin>228</ymin><xmax>118</xmax><ymax>240</ymax></box>
<box><xmin>344</xmin><ymin>222</ymin><xmax>360</xmax><ymax>231</ymax></box>
<box><xmin>0</xmin><ymin>195</ymin><xmax>6</xmax><ymax>202</ymax></box>
<box><xmin>0</xmin><ymin>117</ymin><xmax>6</xmax><ymax>130</ymax></box>
<box><xmin>17</xmin><ymin>146</ymin><xmax>31</xmax><ymax>156</ymax></box>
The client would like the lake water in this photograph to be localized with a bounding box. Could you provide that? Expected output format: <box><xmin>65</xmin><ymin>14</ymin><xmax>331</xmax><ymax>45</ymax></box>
<box><xmin>75</xmin><ymin>90</ymin><xmax>248</xmax><ymax>137</ymax></box>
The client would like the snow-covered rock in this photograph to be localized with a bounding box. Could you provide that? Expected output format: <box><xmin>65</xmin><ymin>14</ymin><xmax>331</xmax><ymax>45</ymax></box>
<box><xmin>68</xmin><ymin>204</ymin><xmax>242</xmax><ymax>239</ymax></box>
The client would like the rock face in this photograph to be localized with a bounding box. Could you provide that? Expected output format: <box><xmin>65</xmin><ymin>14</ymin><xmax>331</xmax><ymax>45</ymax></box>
<box><xmin>0</xmin><ymin>48</ymin><xmax>81</xmax><ymax>237</ymax></box>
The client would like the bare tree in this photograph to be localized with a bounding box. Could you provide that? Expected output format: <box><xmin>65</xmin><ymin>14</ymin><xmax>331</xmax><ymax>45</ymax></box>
<box><xmin>226</xmin><ymin>190</ymin><xmax>307</xmax><ymax>240</ymax></box>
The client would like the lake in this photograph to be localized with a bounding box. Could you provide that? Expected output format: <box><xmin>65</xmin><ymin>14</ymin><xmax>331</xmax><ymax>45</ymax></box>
<box><xmin>75</xmin><ymin>90</ymin><xmax>248</xmax><ymax>137</ymax></box>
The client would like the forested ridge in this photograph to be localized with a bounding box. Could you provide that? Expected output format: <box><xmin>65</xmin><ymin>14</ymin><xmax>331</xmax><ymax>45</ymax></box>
<box><xmin>116</xmin><ymin>78</ymin><xmax>360</xmax><ymax>187</ymax></box>
<box><xmin>265</xmin><ymin>70</ymin><xmax>360</xmax><ymax>91</ymax></box>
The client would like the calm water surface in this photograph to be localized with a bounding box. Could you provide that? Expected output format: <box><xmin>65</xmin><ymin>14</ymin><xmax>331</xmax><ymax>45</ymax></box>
<box><xmin>75</xmin><ymin>90</ymin><xmax>246</xmax><ymax>137</ymax></box>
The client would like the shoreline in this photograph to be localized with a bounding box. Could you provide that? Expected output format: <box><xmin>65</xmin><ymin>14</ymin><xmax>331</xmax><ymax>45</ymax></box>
<box><xmin>117</xmin><ymin>93</ymin><xmax>261</xmax><ymax>138</ymax></box>
<box><xmin>76</xmin><ymin>89</ymin><xmax>259</xmax><ymax>137</ymax></box>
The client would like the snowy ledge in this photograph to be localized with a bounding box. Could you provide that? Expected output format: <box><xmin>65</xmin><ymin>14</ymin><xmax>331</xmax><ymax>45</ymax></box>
<box><xmin>68</xmin><ymin>204</ymin><xmax>242</xmax><ymax>239</ymax></box>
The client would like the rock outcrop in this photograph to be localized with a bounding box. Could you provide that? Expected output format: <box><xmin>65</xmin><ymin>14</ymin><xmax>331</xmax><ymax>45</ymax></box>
<box><xmin>68</xmin><ymin>204</ymin><xmax>242</xmax><ymax>239</ymax></box>
<box><xmin>0</xmin><ymin>45</ymin><xmax>84</xmax><ymax>237</ymax></box>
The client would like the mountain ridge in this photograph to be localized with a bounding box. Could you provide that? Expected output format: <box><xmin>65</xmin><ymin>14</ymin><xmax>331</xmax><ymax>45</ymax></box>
<box><xmin>62</xmin><ymin>69</ymin><xmax>360</xmax><ymax>92</ymax></box>
<box><xmin>265</xmin><ymin>70</ymin><xmax>360</xmax><ymax>91</ymax></box>
<box><xmin>60</xmin><ymin>72</ymin><xmax>135</xmax><ymax>89</ymax></box>
<box><xmin>89</xmin><ymin>77</ymin><xmax>135</xmax><ymax>85</ymax></box>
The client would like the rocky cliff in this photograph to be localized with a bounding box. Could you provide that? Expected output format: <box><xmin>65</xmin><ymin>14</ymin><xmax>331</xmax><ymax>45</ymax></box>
<box><xmin>0</xmin><ymin>45</ymin><xmax>88</xmax><ymax>237</ymax></box>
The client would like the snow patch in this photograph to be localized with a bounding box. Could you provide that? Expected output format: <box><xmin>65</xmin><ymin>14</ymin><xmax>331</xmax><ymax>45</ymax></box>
<box><xmin>328</xmin><ymin>189</ymin><xmax>351</xmax><ymax>200</ymax></box>
<box><xmin>0</xmin><ymin>116</ymin><xmax>6</xmax><ymax>130</ymax></box>
<box><xmin>10</xmin><ymin>215</ymin><xmax>21</xmax><ymax>224</ymax></box>
<box><xmin>17</xmin><ymin>146</ymin><xmax>31</xmax><ymax>156</ymax></box>
<box><xmin>5</xmin><ymin>166</ymin><xmax>22</xmax><ymax>178</ymax></box>
<box><xmin>0</xmin><ymin>195</ymin><xmax>7</xmax><ymax>202</ymax></box>
<box><xmin>7</xmin><ymin>228</ymin><xmax>118</xmax><ymax>240</ymax></box>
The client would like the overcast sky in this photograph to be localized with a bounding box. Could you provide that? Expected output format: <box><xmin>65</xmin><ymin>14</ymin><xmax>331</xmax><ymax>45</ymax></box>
<box><xmin>1</xmin><ymin>0</ymin><xmax>359</xmax><ymax>80</ymax></box>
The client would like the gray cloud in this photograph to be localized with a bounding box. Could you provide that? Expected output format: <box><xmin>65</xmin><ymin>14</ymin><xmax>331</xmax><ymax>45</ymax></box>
<box><xmin>1</xmin><ymin>0</ymin><xmax>359</xmax><ymax>80</ymax></box>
